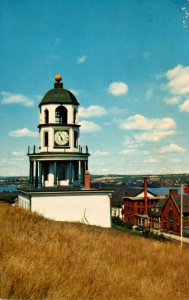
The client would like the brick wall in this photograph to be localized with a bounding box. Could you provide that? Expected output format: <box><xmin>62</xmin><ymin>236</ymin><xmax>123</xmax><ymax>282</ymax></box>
<box><xmin>161</xmin><ymin>196</ymin><xmax>180</xmax><ymax>234</ymax></box>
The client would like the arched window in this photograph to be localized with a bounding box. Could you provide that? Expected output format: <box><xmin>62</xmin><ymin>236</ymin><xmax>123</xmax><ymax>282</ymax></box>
<box><xmin>44</xmin><ymin>109</ymin><xmax>49</xmax><ymax>124</ymax></box>
<box><xmin>169</xmin><ymin>211</ymin><xmax>174</xmax><ymax>231</ymax></box>
<box><xmin>73</xmin><ymin>109</ymin><xmax>77</xmax><ymax>124</ymax></box>
<box><xmin>55</xmin><ymin>106</ymin><xmax>67</xmax><ymax>124</ymax></box>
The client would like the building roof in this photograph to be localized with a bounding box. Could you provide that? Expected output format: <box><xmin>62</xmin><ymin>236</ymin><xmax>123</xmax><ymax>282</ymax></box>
<box><xmin>150</xmin><ymin>195</ymin><xmax>189</xmax><ymax>217</ymax></box>
<box><xmin>39</xmin><ymin>81</ymin><xmax>79</xmax><ymax>107</ymax></box>
<box><xmin>149</xmin><ymin>198</ymin><xmax>167</xmax><ymax>217</ymax></box>
<box><xmin>111</xmin><ymin>187</ymin><xmax>145</xmax><ymax>207</ymax></box>
<box><xmin>172</xmin><ymin>195</ymin><xmax>189</xmax><ymax>213</ymax></box>
<box><xmin>18</xmin><ymin>186</ymin><xmax>114</xmax><ymax>196</ymax></box>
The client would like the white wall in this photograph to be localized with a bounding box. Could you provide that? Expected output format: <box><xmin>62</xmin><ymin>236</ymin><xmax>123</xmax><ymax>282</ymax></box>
<box><xmin>30</xmin><ymin>193</ymin><xmax>111</xmax><ymax>228</ymax></box>
<box><xmin>18</xmin><ymin>194</ymin><xmax>30</xmax><ymax>210</ymax></box>
<box><xmin>39</xmin><ymin>104</ymin><xmax>79</xmax><ymax>153</ymax></box>
<box><xmin>39</xmin><ymin>104</ymin><xmax>78</xmax><ymax>125</ymax></box>
<box><xmin>40</xmin><ymin>127</ymin><xmax>80</xmax><ymax>153</ymax></box>
<box><xmin>112</xmin><ymin>207</ymin><xmax>122</xmax><ymax>219</ymax></box>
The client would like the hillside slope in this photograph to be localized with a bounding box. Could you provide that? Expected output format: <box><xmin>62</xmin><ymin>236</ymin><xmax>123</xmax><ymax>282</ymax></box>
<box><xmin>0</xmin><ymin>203</ymin><xmax>189</xmax><ymax>300</ymax></box>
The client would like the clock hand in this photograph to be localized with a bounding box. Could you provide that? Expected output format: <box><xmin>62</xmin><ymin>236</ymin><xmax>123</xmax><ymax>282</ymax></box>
<box><xmin>58</xmin><ymin>132</ymin><xmax>63</xmax><ymax>140</ymax></box>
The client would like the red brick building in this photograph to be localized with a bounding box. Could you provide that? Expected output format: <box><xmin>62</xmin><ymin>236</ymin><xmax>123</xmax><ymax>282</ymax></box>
<box><xmin>122</xmin><ymin>178</ymin><xmax>161</xmax><ymax>227</ymax></box>
<box><xmin>111</xmin><ymin>178</ymin><xmax>162</xmax><ymax>226</ymax></box>
<box><xmin>149</xmin><ymin>192</ymin><xmax>189</xmax><ymax>234</ymax></box>
<box><xmin>123</xmin><ymin>192</ymin><xmax>160</xmax><ymax>227</ymax></box>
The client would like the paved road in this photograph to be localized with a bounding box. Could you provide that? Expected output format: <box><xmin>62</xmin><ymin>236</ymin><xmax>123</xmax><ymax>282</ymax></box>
<box><xmin>162</xmin><ymin>232</ymin><xmax>189</xmax><ymax>245</ymax></box>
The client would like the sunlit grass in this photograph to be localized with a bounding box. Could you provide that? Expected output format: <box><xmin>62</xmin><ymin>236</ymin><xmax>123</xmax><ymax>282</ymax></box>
<box><xmin>0</xmin><ymin>203</ymin><xmax>189</xmax><ymax>300</ymax></box>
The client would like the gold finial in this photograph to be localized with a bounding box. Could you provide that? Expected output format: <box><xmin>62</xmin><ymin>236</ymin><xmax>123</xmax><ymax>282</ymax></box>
<box><xmin>54</xmin><ymin>74</ymin><xmax>62</xmax><ymax>82</ymax></box>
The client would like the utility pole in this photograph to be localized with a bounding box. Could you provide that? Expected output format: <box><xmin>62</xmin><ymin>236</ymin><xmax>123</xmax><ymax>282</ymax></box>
<box><xmin>180</xmin><ymin>184</ymin><xmax>183</xmax><ymax>248</ymax></box>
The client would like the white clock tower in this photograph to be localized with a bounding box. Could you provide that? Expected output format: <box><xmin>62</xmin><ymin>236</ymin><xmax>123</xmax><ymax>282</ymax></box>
<box><xmin>28</xmin><ymin>74</ymin><xmax>89</xmax><ymax>188</ymax></box>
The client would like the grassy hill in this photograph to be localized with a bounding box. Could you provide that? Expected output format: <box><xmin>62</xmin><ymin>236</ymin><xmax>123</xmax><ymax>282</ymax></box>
<box><xmin>0</xmin><ymin>203</ymin><xmax>189</xmax><ymax>300</ymax></box>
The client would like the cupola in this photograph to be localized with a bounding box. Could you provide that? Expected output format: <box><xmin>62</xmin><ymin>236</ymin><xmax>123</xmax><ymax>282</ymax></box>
<box><xmin>39</xmin><ymin>75</ymin><xmax>79</xmax><ymax>107</ymax></box>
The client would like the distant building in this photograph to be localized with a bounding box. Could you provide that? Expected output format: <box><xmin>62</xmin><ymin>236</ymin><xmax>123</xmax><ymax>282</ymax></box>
<box><xmin>18</xmin><ymin>75</ymin><xmax>112</xmax><ymax>228</ymax></box>
<box><xmin>112</xmin><ymin>177</ymin><xmax>189</xmax><ymax>235</ymax></box>
<box><xmin>149</xmin><ymin>190</ymin><xmax>189</xmax><ymax>234</ymax></box>
<box><xmin>111</xmin><ymin>178</ymin><xmax>162</xmax><ymax>226</ymax></box>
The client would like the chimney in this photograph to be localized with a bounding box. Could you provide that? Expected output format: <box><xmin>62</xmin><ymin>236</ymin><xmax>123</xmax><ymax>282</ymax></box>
<box><xmin>84</xmin><ymin>170</ymin><xmax>91</xmax><ymax>190</ymax></box>
<box><xmin>144</xmin><ymin>177</ymin><xmax>148</xmax><ymax>214</ymax></box>
<box><xmin>169</xmin><ymin>189</ymin><xmax>179</xmax><ymax>196</ymax></box>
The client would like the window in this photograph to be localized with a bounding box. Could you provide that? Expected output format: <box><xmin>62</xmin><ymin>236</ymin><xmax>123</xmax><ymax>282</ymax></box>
<box><xmin>44</xmin><ymin>164</ymin><xmax>49</xmax><ymax>181</ymax></box>
<box><xmin>73</xmin><ymin>109</ymin><xmax>77</xmax><ymax>124</ymax></box>
<box><xmin>44</xmin><ymin>132</ymin><xmax>48</xmax><ymax>147</ymax></box>
<box><xmin>55</xmin><ymin>106</ymin><xmax>67</xmax><ymax>124</ymax></box>
<box><xmin>169</xmin><ymin>211</ymin><xmax>174</xmax><ymax>231</ymax></box>
<box><xmin>74</xmin><ymin>131</ymin><xmax>78</xmax><ymax>148</ymax></box>
<box><xmin>137</xmin><ymin>208</ymin><xmax>140</xmax><ymax>214</ymax></box>
<box><xmin>57</xmin><ymin>163</ymin><xmax>67</xmax><ymax>180</ymax></box>
<box><xmin>44</xmin><ymin>109</ymin><xmax>49</xmax><ymax>124</ymax></box>
<box><xmin>74</xmin><ymin>162</ymin><xmax>79</xmax><ymax>180</ymax></box>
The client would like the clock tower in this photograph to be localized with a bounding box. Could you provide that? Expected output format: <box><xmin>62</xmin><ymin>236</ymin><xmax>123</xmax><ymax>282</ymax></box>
<box><xmin>28</xmin><ymin>75</ymin><xmax>89</xmax><ymax>188</ymax></box>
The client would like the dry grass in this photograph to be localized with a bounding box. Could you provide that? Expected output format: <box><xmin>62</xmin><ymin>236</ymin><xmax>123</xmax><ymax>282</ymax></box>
<box><xmin>0</xmin><ymin>203</ymin><xmax>189</xmax><ymax>300</ymax></box>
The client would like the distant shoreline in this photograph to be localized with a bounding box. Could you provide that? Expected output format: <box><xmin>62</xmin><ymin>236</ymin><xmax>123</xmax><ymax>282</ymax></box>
<box><xmin>0</xmin><ymin>185</ymin><xmax>183</xmax><ymax>195</ymax></box>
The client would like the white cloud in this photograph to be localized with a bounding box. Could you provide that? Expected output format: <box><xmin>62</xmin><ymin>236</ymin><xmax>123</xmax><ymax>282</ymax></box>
<box><xmin>111</xmin><ymin>106</ymin><xmax>127</xmax><ymax>115</ymax></box>
<box><xmin>165</xmin><ymin>97</ymin><xmax>180</xmax><ymax>105</ymax></box>
<box><xmin>9</xmin><ymin>128</ymin><xmax>38</xmax><ymax>137</ymax></box>
<box><xmin>12</xmin><ymin>151</ymin><xmax>25</xmax><ymax>156</ymax></box>
<box><xmin>69</xmin><ymin>89</ymin><xmax>82</xmax><ymax>96</ymax></box>
<box><xmin>121</xmin><ymin>114</ymin><xmax>176</xmax><ymax>131</ymax></box>
<box><xmin>124</xmin><ymin>138</ymin><xmax>143</xmax><ymax>147</ymax></box>
<box><xmin>162</xmin><ymin>65</ymin><xmax>189</xmax><ymax>113</ymax></box>
<box><xmin>77</xmin><ymin>56</ymin><xmax>87</xmax><ymax>64</ymax></box>
<box><xmin>92</xmin><ymin>150</ymin><xmax>109</xmax><ymax>156</ymax></box>
<box><xmin>120</xmin><ymin>115</ymin><xmax>176</xmax><ymax>142</ymax></box>
<box><xmin>165</xmin><ymin>64</ymin><xmax>189</xmax><ymax>95</ymax></box>
<box><xmin>0</xmin><ymin>91</ymin><xmax>34</xmax><ymax>106</ymax></box>
<box><xmin>134</xmin><ymin>130</ymin><xmax>175</xmax><ymax>142</ymax></box>
<box><xmin>168</xmin><ymin>158</ymin><xmax>181</xmax><ymax>162</ymax></box>
<box><xmin>119</xmin><ymin>149</ymin><xmax>137</xmax><ymax>155</ymax></box>
<box><xmin>79</xmin><ymin>105</ymin><xmax>107</xmax><ymax>118</ymax></box>
<box><xmin>80</xmin><ymin>121</ymin><xmax>101</xmax><ymax>133</ymax></box>
<box><xmin>143</xmin><ymin>157</ymin><xmax>158</xmax><ymax>163</ymax></box>
<box><xmin>179</xmin><ymin>98</ymin><xmax>189</xmax><ymax>112</ymax></box>
<box><xmin>108</xmin><ymin>82</ymin><xmax>128</xmax><ymax>96</ymax></box>
<box><xmin>157</xmin><ymin>143</ymin><xmax>186</xmax><ymax>153</ymax></box>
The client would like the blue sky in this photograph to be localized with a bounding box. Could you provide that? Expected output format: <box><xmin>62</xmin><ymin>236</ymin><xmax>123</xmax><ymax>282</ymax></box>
<box><xmin>0</xmin><ymin>0</ymin><xmax>189</xmax><ymax>176</ymax></box>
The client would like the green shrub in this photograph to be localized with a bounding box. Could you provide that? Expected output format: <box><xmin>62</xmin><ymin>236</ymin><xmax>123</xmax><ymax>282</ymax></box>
<box><xmin>5</xmin><ymin>195</ymin><xmax>15</xmax><ymax>204</ymax></box>
<box><xmin>142</xmin><ymin>228</ymin><xmax>166</xmax><ymax>241</ymax></box>
<box><xmin>112</xmin><ymin>216</ymin><xmax>132</xmax><ymax>230</ymax></box>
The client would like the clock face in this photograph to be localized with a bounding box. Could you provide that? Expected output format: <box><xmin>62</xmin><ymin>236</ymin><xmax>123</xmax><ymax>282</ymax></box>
<box><xmin>54</xmin><ymin>131</ymin><xmax>69</xmax><ymax>146</ymax></box>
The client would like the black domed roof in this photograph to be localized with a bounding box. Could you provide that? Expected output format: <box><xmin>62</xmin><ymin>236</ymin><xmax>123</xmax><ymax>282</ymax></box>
<box><xmin>39</xmin><ymin>78</ymin><xmax>79</xmax><ymax>107</ymax></box>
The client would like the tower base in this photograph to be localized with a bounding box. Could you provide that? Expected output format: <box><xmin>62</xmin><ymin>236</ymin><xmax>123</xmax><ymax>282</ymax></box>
<box><xmin>18</xmin><ymin>187</ymin><xmax>112</xmax><ymax>228</ymax></box>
